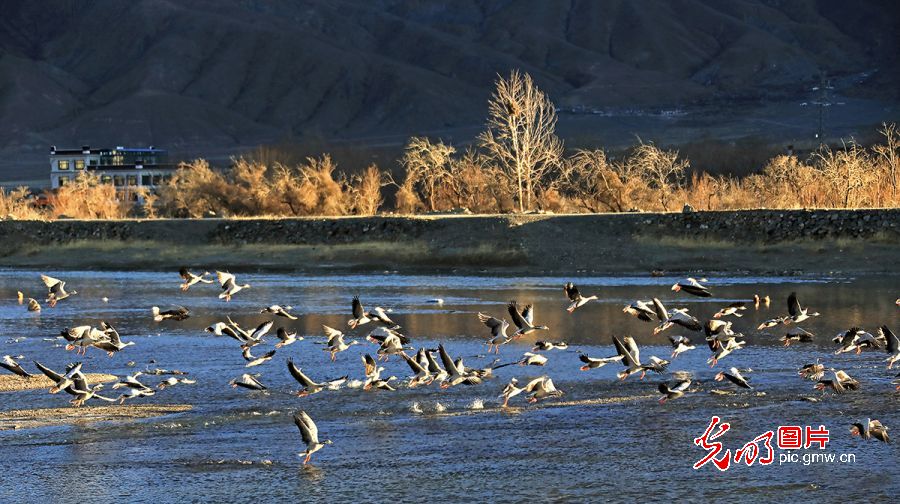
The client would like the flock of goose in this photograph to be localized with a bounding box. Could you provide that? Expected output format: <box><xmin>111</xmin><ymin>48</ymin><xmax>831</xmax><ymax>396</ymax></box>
<box><xmin>4</xmin><ymin>272</ymin><xmax>899</xmax><ymax>464</ymax></box>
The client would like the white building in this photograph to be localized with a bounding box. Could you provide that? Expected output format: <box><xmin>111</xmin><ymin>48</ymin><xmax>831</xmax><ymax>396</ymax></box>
<box><xmin>49</xmin><ymin>145</ymin><xmax>178</xmax><ymax>190</ymax></box>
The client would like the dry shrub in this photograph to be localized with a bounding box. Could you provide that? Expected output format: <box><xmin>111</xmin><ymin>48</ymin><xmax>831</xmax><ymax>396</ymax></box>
<box><xmin>51</xmin><ymin>172</ymin><xmax>128</xmax><ymax>219</ymax></box>
<box><xmin>624</xmin><ymin>141</ymin><xmax>688</xmax><ymax>211</ymax></box>
<box><xmin>349</xmin><ymin>164</ymin><xmax>388</xmax><ymax>216</ymax></box>
<box><xmin>0</xmin><ymin>187</ymin><xmax>43</xmax><ymax>219</ymax></box>
<box><xmin>562</xmin><ymin>149</ymin><xmax>630</xmax><ymax>212</ymax></box>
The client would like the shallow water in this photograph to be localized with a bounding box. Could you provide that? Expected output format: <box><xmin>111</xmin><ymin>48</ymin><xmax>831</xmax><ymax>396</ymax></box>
<box><xmin>1</xmin><ymin>269</ymin><xmax>898</xmax><ymax>502</ymax></box>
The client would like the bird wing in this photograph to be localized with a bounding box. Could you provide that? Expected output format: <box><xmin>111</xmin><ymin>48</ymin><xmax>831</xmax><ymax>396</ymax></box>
<box><xmin>507</xmin><ymin>302</ymin><xmax>528</xmax><ymax>329</ymax></box>
<box><xmin>522</xmin><ymin>304</ymin><xmax>535</xmax><ymax>326</ymax></box>
<box><xmin>322</xmin><ymin>325</ymin><xmax>343</xmax><ymax>344</ymax></box>
<box><xmin>252</xmin><ymin>320</ymin><xmax>274</xmax><ymax>339</ymax></box>
<box><xmin>438</xmin><ymin>344</ymin><xmax>459</xmax><ymax>375</ymax></box>
<box><xmin>287</xmin><ymin>359</ymin><xmax>315</xmax><ymax>387</ymax></box>
<box><xmin>787</xmin><ymin>292</ymin><xmax>801</xmax><ymax>317</ymax></box>
<box><xmin>40</xmin><ymin>274</ymin><xmax>61</xmax><ymax>289</ymax></box>
<box><xmin>613</xmin><ymin>336</ymin><xmax>639</xmax><ymax>367</ymax></box>
<box><xmin>672</xmin><ymin>379</ymin><xmax>692</xmax><ymax>392</ymax></box>
<box><xmin>352</xmin><ymin>296</ymin><xmax>365</xmax><ymax>319</ymax></box>
<box><xmin>564</xmin><ymin>282</ymin><xmax>579</xmax><ymax>301</ymax></box>
<box><xmin>293</xmin><ymin>411</ymin><xmax>318</xmax><ymax>445</ymax></box>
<box><xmin>652</xmin><ymin>298</ymin><xmax>668</xmax><ymax>321</ymax></box>
<box><xmin>882</xmin><ymin>325</ymin><xmax>899</xmax><ymax>354</ymax></box>
<box><xmin>401</xmin><ymin>353</ymin><xmax>425</xmax><ymax>374</ymax></box>
<box><xmin>216</xmin><ymin>271</ymin><xmax>236</xmax><ymax>289</ymax></box>
<box><xmin>33</xmin><ymin>361</ymin><xmax>63</xmax><ymax>382</ymax></box>
<box><xmin>624</xmin><ymin>336</ymin><xmax>641</xmax><ymax>364</ymax></box>
<box><xmin>371</xmin><ymin>307</ymin><xmax>396</xmax><ymax>325</ymax></box>
<box><xmin>362</xmin><ymin>354</ymin><xmax>377</xmax><ymax>376</ymax></box>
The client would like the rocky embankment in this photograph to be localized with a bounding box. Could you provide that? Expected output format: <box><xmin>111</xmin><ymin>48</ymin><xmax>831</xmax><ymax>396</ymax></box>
<box><xmin>0</xmin><ymin>210</ymin><xmax>897</xmax><ymax>274</ymax></box>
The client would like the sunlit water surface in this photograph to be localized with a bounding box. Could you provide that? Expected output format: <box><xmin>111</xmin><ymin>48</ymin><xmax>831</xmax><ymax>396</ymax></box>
<box><xmin>0</xmin><ymin>270</ymin><xmax>898</xmax><ymax>502</ymax></box>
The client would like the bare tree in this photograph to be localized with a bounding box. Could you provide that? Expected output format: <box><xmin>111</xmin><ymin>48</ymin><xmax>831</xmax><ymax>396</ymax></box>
<box><xmin>873</xmin><ymin>122</ymin><xmax>898</xmax><ymax>199</ymax></box>
<box><xmin>478</xmin><ymin>70</ymin><xmax>563</xmax><ymax>212</ymax></box>
<box><xmin>400</xmin><ymin>137</ymin><xmax>456</xmax><ymax>212</ymax></box>
<box><xmin>626</xmin><ymin>141</ymin><xmax>688</xmax><ymax>211</ymax></box>
<box><xmin>563</xmin><ymin>149</ymin><xmax>629</xmax><ymax>212</ymax></box>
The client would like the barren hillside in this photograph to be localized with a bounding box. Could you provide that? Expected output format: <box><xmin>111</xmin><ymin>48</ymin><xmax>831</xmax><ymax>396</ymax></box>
<box><xmin>1</xmin><ymin>0</ymin><xmax>898</xmax><ymax>182</ymax></box>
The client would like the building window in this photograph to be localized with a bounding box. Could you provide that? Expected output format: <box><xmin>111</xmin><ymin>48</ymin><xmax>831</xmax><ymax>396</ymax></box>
<box><xmin>127</xmin><ymin>175</ymin><xmax>137</xmax><ymax>186</ymax></box>
<box><xmin>58</xmin><ymin>160</ymin><xmax>69</xmax><ymax>170</ymax></box>
<box><xmin>152</xmin><ymin>175</ymin><xmax>162</xmax><ymax>185</ymax></box>
<box><xmin>141</xmin><ymin>174</ymin><xmax>152</xmax><ymax>186</ymax></box>
<box><xmin>75</xmin><ymin>160</ymin><xmax>85</xmax><ymax>170</ymax></box>
<box><xmin>101</xmin><ymin>175</ymin><xmax>112</xmax><ymax>184</ymax></box>
<box><xmin>59</xmin><ymin>176</ymin><xmax>70</xmax><ymax>186</ymax></box>
<box><xmin>89</xmin><ymin>159</ymin><xmax>98</xmax><ymax>166</ymax></box>
<box><xmin>113</xmin><ymin>175</ymin><xmax>124</xmax><ymax>187</ymax></box>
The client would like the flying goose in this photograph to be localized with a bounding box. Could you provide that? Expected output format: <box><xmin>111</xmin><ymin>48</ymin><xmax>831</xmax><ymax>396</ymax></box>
<box><xmin>532</xmin><ymin>341</ymin><xmax>568</xmax><ymax>352</ymax></box>
<box><xmin>508</xmin><ymin>301</ymin><xmax>549</xmax><ymax>337</ymax></box>
<box><xmin>1</xmin><ymin>355</ymin><xmax>34</xmax><ymax>378</ymax></box>
<box><xmin>786</xmin><ymin>292</ymin><xmax>819</xmax><ymax>324</ymax></box>
<box><xmin>91</xmin><ymin>321</ymin><xmax>135</xmax><ymax>357</ymax></box>
<box><xmin>668</xmin><ymin>335</ymin><xmax>696</xmax><ymax>359</ymax></box>
<box><xmin>881</xmin><ymin>325</ymin><xmax>899</xmax><ymax>369</ymax></box>
<box><xmin>757</xmin><ymin>316</ymin><xmax>788</xmax><ymax>330</ymax></box>
<box><xmin>815</xmin><ymin>370</ymin><xmax>859</xmax><ymax>393</ymax></box>
<box><xmin>705</xmin><ymin>319</ymin><xmax>738</xmax><ymax>341</ymax></box>
<box><xmin>367</xmin><ymin>375</ymin><xmax>399</xmax><ymax>392</ymax></box>
<box><xmin>652</xmin><ymin>298</ymin><xmax>702</xmax><ymax>334</ymax></box>
<box><xmin>707</xmin><ymin>337</ymin><xmax>745</xmax><ymax>367</ymax></box>
<box><xmin>400</xmin><ymin>351</ymin><xmax>432</xmax><ymax>387</ymax></box>
<box><xmin>152</xmin><ymin>306</ymin><xmax>190</xmax><ymax>322</ymax></box>
<box><xmin>713</xmin><ymin>302</ymin><xmax>746</xmax><ymax>318</ymax></box>
<box><xmin>850</xmin><ymin>419</ymin><xmax>890</xmax><ymax>443</ymax></box>
<box><xmin>111</xmin><ymin>372</ymin><xmax>152</xmax><ymax>392</ymax></box>
<box><xmin>477</xmin><ymin>313</ymin><xmax>513</xmax><ymax>354</ymax></box>
<box><xmin>348</xmin><ymin>296</ymin><xmax>398</xmax><ymax>329</ymax></box>
<box><xmin>368</xmin><ymin>327</ymin><xmax>408</xmax><ymax>361</ymax></box>
<box><xmin>217</xmin><ymin>271</ymin><xmax>250</xmax><ymax>301</ymax></box>
<box><xmin>438</xmin><ymin>344</ymin><xmax>482</xmax><ymax>389</ymax></box>
<box><xmin>226</xmin><ymin>318</ymin><xmax>274</xmax><ymax>348</ymax></box>
<box><xmin>179</xmin><ymin>268</ymin><xmax>213</xmax><ymax>291</ymax></box>
<box><xmin>41</xmin><ymin>274</ymin><xmax>76</xmax><ymax>307</ymax></box>
<box><xmin>780</xmin><ymin>327</ymin><xmax>814</xmax><ymax>346</ymax></box>
<box><xmin>499</xmin><ymin>377</ymin><xmax>525</xmax><ymax>407</ymax></box>
<box><xmin>242</xmin><ymin>346</ymin><xmax>276</xmax><ymax>367</ymax></box>
<box><xmin>26</xmin><ymin>298</ymin><xmax>41</xmax><ymax>312</ymax></box>
<box><xmin>275</xmin><ymin>327</ymin><xmax>303</xmax><ymax>348</ymax></box>
<box><xmin>523</xmin><ymin>376</ymin><xmax>563</xmax><ymax>403</ymax></box>
<box><xmin>294</xmin><ymin>411</ymin><xmax>332</xmax><ymax>465</ymax></box>
<box><xmin>115</xmin><ymin>386</ymin><xmax>156</xmax><ymax>403</ymax></box>
<box><xmin>641</xmin><ymin>356</ymin><xmax>670</xmax><ymax>376</ymax></box>
<box><xmin>365</xmin><ymin>325</ymin><xmax>411</xmax><ymax>346</ymax></box>
<box><xmin>288</xmin><ymin>358</ymin><xmax>346</xmax><ymax>396</ymax></box>
<box><xmin>324</xmin><ymin>332</ymin><xmax>360</xmax><ymax>361</ymax></box>
<box><xmin>623</xmin><ymin>300</ymin><xmax>656</xmax><ymax>322</ymax></box>
<box><xmin>260</xmin><ymin>305</ymin><xmax>298</xmax><ymax>320</ymax></box>
<box><xmin>517</xmin><ymin>352</ymin><xmax>548</xmax><ymax>367</ymax></box>
<box><xmin>833</xmin><ymin>327</ymin><xmax>881</xmax><ymax>355</ymax></box>
<box><xmin>422</xmin><ymin>349</ymin><xmax>448</xmax><ymax>383</ymax></box>
<box><xmin>34</xmin><ymin>361</ymin><xmax>82</xmax><ymax>393</ymax></box>
<box><xmin>577</xmin><ymin>351</ymin><xmax>623</xmax><ymax>371</ymax></box>
<box><xmin>564</xmin><ymin>282</ymin><xmax>597</xmax><ymax>313</ymax></box>
<box><xmin>613</xmin><ymin>336</ymin><xmax>645</xmax><ymax>380</ymax></box>
<box><xmin>67</xmin><ymin>379</ymin><xmax>117</xmax><ymax>408</ymax></box>
<box><xmin>658</xmin><ymin>379</ymin><xmax>692</xmax><ymax>404</ymax></box>
<box><xmin>361</xmin><ymin>354</ymin><xmax>384</xmax><ymax>390</ymax></box>
<box><xmin>715</xmin><ymin>367</ymin><xmax>752</xmax><ymax>389</ymax></box>
<box><xmin>157</xmin><ymin>376</ymin><xmax>197</xmax><ymax>389</ymax></box>
<box><xmin>671</xmin><ymin>278</ymin><xmax>710</xmax><ymax>297</ymax></box>
<box><xmin>61</xmin><ymin>326</ymin><xmax>105</xmax><ymax>355</ymax></box>
<box><xmin>798</xmin><ymin>361</ymin><xmax>826</xmax><ymax>381</ymax></box>
<box><xmin>230</xmin><ymin>373</ymin><xmax>267</xmax><ymax>391</ymax></box>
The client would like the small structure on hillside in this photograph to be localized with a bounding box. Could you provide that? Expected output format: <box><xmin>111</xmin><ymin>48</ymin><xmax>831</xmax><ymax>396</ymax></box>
<box><xmin>49</xmin><ymin>145</ymin><xmax>178</xmax><ymax>190</ymax></box>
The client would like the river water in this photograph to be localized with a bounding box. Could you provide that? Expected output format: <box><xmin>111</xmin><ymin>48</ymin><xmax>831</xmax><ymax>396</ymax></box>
<box><xmin>0</xmin><ymin>270</ymin><xmax>898</xmax><ymax>502</ymax></box>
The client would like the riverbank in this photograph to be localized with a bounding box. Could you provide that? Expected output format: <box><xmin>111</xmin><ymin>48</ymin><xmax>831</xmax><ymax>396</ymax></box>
<box><xmin>1</xmin><ymin>210</ymin><xmax>898</xmax><ymax>274</ymax></box>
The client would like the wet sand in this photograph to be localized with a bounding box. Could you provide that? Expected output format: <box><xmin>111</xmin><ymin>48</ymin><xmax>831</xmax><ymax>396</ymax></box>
<box><xmin>0</xmin><ymin>404</ymin><xmax>193</xmax><ymax>430</ymax></box>
<box><xmin>0</xmin><ymin>373</ymin><xmax>117</xmax><ymax>392</ymax></box>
